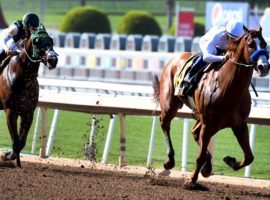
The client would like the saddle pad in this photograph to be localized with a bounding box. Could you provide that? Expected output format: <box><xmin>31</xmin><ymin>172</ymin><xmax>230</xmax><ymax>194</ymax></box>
<box><xmin>174</xmin><ymin>55</ymin><xmax>198</xmax><ymax>88</ymax></box>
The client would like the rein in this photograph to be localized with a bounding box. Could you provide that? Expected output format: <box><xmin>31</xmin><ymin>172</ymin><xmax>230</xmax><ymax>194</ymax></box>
<box><xmin>229</xmin><ymin>58</ymin><xmax>254</xmax><ymax>68</ymax></box>
<box><xmin>229</xmin><ymin>48</ymin><xmax>269</xmax><ymax>68</ymax></box>
<box><xmin>227</xmin><ymin>35</ymin><xmax>255</xmax><ymax>68</ymax></box>
<box><xmin>227</xmin><ymin>35</ymin><xmax>266</xmax><ymax>97</ymax></box>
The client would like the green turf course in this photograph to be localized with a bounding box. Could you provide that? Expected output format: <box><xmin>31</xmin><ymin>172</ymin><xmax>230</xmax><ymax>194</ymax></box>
<box><xmin>0</xmin><ymin>1</ymin><xmax>269</xmax><ymax>180</ymax></box>
<box><xmin>0</xmin><ymin>109</ymin><xmax>269</xmax><ymax>180</ymax></box>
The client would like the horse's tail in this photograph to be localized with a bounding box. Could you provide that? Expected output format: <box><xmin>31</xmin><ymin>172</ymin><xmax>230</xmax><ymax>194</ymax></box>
<box><xmin>152</xmin><ymin>74</ymin><xmax>160</xmax><ymax>106</ymax></box>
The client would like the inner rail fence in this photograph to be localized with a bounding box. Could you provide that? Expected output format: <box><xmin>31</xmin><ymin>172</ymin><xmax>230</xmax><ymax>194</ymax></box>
<box><xmin>32</xmin><ymin>78</ymin><xmax>270</xmax><ymax>178</ymax></box>
<box><xmin>39</xmin><ymin>33</ymin><xmax>270</xmax><ymax>91</ymax></box>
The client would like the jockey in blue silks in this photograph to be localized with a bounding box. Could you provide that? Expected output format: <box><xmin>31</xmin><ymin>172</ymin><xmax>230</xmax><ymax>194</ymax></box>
<box><xmin>175</xmin><ymin>20</ymin><xmax>245</xmax><ymax>96</ymax></box>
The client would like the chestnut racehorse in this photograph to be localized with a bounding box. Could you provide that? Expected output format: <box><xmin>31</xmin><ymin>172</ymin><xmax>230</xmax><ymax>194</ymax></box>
<box><xmin>0</xmin><ymin>25</ymin><xmax>58</xmax><ymax>167</ymax></box>
<box><xmin>153</xmin><ymin>27</ymin><xmax>269</xmax><ymax>186</ymax></box>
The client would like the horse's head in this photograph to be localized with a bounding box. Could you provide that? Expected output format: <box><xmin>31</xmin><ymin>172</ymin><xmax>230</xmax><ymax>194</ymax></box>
<box><xmin>242</xmin><ymin>26</ymin><xmax>269</xmax><ymax>77</ymax></box>
<box><xmin>30</xmin><ymin>24</ymin><xmax>58</xmax><ymax>70</ymax></box>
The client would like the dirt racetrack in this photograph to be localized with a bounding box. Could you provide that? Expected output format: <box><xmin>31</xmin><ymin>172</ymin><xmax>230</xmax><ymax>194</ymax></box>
<box><xmin>0</xmin><ymin>155</ymin><xmax>269</xmax><ymax>200</ymax></box>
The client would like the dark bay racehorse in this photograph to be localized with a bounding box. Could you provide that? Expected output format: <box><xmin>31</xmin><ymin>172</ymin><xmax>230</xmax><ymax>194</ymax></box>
<box><xmin>0</xmin><ymin>25</ymin><xmax>58</xmax><ymax>167</ymax></box>
<box><xmin>153</xmin><ymin>27</ymin><xmax>269</xmax><ymax>186</ymax></box>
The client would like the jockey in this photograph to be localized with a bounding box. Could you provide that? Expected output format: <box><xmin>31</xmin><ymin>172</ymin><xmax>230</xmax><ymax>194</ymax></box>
<box><xmin>175</xmin><ymin>20</ymin><xmax>245</xmax><ymax>96</ymax></box>
<box><xmin>0</xmin><ymin>13</ymin><xmax>40</xmax><ymax>63</ymax></box>
<box><xmin>200</xmin><ymin>20</ymin><xmax>245</xmax><ymax>62</ymax></box>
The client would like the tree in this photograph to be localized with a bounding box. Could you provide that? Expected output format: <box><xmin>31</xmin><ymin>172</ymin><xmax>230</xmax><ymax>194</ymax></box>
<box><xmin>0</xmin><ymin>2</ymin><xmax>8</xmax><ymax>29</ymax></box>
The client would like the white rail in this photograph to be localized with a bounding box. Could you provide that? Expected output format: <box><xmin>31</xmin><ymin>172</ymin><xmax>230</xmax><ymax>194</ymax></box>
<box><xmin>34</xmin><ymin>89</ymin><xmax>270</xmax><ymax>178</ymax></box>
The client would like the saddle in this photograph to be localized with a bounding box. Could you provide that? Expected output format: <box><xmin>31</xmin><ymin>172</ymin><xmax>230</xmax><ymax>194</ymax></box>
<box><xmin>174</xmin><ymin>53</ymin><xmax>208</xmax><ymax>96</ymax></box>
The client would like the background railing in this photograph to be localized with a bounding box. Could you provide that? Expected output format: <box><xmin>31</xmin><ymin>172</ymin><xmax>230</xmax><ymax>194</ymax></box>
<box><xmin>38</xmin><ymin>31</ymin><xmax>270</xmax><ymax>94</ymax></box>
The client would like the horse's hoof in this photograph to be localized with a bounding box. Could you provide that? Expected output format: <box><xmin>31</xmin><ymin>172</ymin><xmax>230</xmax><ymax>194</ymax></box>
<box><xmin>158</xmin><ymin>169</ymin><xmax>171</xmax><ymax>176</ymax></box>
<box><xmin>16</xmin><ymin>159</ymin><xmax>22</xmax><ymax>168</ymax></box>
<box><xmin>0</xmin><ymin>152</ymin><xmax>6</xmax><ymax>161</ymax></box>
<box><xmin>1</xmin><ymin>152</ymin><xmax>16</xmax><ymax>161</ymax></box>
<box><xmin>0</xmin><ymin>152</ymin><xmax>16</xmax><ymax>168</ymax></box>
<box><xmin>184</xmin><ymin>179</ymin><xmax>198</xmax><ymax>190</ymax></box>
<box><xmin>223</xmin><ymin>156</ymin><xmax>237</xmax><ymax>170</ymax></box>
<box><xmin>184</xmin><ymin>179</ymin><xmax>208</xmax><ymax>191</ymax></box>
<box><xmin>16</xmin><ymin>163</ymin><xmax>22</xmax><ymax>168</ymax></box>
<box><xmin>163</xmin><ymin>159</ymin><xmax>175</xmax><ymax>170</ymax></box>
<box><xmin>201</xmin><ymin>161</ymin><xmax>212</xmax><ymax>178</ymax></box>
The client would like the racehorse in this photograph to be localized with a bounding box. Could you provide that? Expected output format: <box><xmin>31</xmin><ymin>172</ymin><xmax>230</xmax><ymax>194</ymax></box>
<box><xmin>153</xmin><ymin>27</ymin><xmax>269</xmax><ymax>186</ymax></box>
<box><xmin>0</xmin><ymin>25</ymin><xmax>58</xmax><ymax>167</ymax></box>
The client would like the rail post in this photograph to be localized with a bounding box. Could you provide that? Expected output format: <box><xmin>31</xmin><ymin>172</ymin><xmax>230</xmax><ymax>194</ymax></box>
<box><xmin>119</xmin><ymin>113</ymin><xmax>126</xmax><ymax>168</ymax></box>
<box><xmin>40</xmin><ymin>107</ymin><xmax>47</xmax><ymax>158</ymax></box>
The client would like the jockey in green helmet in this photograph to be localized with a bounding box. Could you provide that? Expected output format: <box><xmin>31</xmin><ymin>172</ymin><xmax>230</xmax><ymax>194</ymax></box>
<box><xmin>0</xmin><ymin>13</ymin><xmax>40</xmax><ymax>63</ymax></box>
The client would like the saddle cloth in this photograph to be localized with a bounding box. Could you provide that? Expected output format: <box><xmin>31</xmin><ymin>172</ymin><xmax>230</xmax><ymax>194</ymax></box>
<box><xmin>174</xmin><ymin>54</ymin><xmax>201</xmax><ymax>90</ymax></box>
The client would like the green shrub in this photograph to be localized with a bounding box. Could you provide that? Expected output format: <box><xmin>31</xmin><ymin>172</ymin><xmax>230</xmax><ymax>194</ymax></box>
<box><xmin>60</xmin><ymin>6</ymin><xmax>111</xmax><ymax>33</ymax></box>
<box><xmin>117</xmin><ymin>10</ymin><xmax>162</xmax><ymax>36</ymax></box>
<box><xmin>194</xmin><ymin>21</ymin><xmax>205</xmax><ymax>36</ymax></box>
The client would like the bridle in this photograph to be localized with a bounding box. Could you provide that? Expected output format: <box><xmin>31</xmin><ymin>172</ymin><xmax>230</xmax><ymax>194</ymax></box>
<box><xmin>23</xmin><ymin>37</ymin><xmax>57</xmax><ymax>67</ymax></box>
<box><xmin>229</xmin><ymin>58</ymin><xmax>254</xmax><ymax>68</ymax></box>
<box><xmin>228</xmin><ymin>32</ymin><xmax>269</xmax><ymax>70</ymax></box>
<box><xmin>23</xmin><ymin>41</ymin><xmax>43</xmax><ymax>63</ymax></box>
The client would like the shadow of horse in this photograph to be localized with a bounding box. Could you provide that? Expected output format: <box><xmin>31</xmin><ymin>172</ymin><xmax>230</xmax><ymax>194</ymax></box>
<box><xmin>0</xmin><ymin>25</ymin><xmax>58</xmax><ymax>167</ymax></box>
<box><xmin>153</xmin><ymin>27</ymin><xmax>269</xmax><ymax>186</ymax></box>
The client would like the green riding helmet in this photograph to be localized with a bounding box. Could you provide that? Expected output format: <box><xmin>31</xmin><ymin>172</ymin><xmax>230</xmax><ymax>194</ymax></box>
<box><xmin>22</xmin><ymin>13</ymin><xmax>40</xmax><ymax>29</ymax></box>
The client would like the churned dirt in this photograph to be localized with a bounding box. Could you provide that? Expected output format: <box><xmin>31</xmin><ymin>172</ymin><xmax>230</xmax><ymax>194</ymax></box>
<box><xmin>0</xmin><ymin>155</ymin><xmax>269</xmax><ymax>200</ymax></box>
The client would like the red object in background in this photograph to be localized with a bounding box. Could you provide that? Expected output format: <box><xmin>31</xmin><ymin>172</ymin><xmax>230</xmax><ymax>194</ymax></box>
<box><xmin>176</xmin><ymin>10</ymin><xmax>194</xmax><ymax>37</ymax></box>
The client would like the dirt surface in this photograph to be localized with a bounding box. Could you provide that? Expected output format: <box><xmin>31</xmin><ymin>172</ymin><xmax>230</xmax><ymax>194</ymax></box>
<box><xmin>0</xmin><ymin>155</ymin><xmax>269</xmax><ymax>200</ymax></box>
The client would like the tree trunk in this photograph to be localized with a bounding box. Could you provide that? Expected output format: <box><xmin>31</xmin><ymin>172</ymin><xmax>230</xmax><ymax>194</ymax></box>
<box><xmin>166</xmin><ymin>0</ymin><xmax>175</xmax><ymax>31</ymax></box>
<box><xmin>79</xmin><ymin>0</ymin><xmax>86</xmax><ymax>6</ymax></box>
<box><xmin>0</xmin><ymin>3</ymin><xmax>8</xmax><ymax>29</ymax></box>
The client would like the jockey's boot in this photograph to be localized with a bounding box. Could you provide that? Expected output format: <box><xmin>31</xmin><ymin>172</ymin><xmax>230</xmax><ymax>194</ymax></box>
<box><xmin>175</xmin><ymin>57</ymin><xmax>205</xmax><ymax>96</ymax></box>
<box><xmin>0</xmin><ymin>49</ymin><xmax>7</xmax><ymax>64</ymax></box>
<box><xmin>182</xmin><ymin>76</ymin><xmax>198</xmax><ymax>96</ymax></box>
<box><xmin>0</xmin><ymin>50</ymin><xmax>9</xmax><ymax>74</ymax></box>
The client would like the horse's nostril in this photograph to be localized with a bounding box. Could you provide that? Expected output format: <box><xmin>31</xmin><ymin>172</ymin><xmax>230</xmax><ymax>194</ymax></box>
<box><xmin>257</xmin><ymin>64</ymin><xmax>270</xmax><ymax>77</ymax></box>
<box><xmin>258</xmin><ymin>64</ymin><xmax>264</xmax><ymax>71</ymax></box>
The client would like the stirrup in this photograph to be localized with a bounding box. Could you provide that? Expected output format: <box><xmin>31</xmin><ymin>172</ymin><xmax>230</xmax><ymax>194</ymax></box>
<box><xmin>175</xmin><ymin>82</ymin><xmax>189</xmax><ymax>96</ymax></box>
<box><xmin>174</xmin><ymin>86</ymin><xmax>185</xmax><ymax>96</ymax></box>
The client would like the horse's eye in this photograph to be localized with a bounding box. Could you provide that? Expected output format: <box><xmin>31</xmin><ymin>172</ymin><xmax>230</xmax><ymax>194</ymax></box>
<box><xmin>33</xmin><ymin>38</ymin><xmax>39</xmax><ymax>45</ymax></box>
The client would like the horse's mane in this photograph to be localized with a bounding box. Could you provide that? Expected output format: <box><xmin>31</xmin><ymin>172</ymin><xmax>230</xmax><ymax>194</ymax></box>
<box><xmin>226</xmin><ymin>35</ymin><xmax>244</xmax><ymax>52</ymax></box>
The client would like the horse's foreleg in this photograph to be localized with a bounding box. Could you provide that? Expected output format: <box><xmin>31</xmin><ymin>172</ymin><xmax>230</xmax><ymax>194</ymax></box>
<box><xmin>192</xmin><ymin>121</ymin><xmax>212</xmax><ymax>178</ymax></box>
<box><xmin>5</xmin><ymin>109</ymin><xmax>22</xmax><ymax>167</ymax></box>
<box><xmin>224</xmin><ymin>124</ymin><xmax>254</xmax><ymax>170</ymax></box>
<box><xmin>190</xmin><ymin>124</ymin><xmax>212</xmax><ymax>184</ymax></box>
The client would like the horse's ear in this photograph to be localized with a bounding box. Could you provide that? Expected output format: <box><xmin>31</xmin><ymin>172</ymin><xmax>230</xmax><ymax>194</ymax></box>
<box><xmin>243</xmin><ymin>25</ymin><xmax>249</xmax><ymax>34</ymax></box>
<box><xmin>258</xmin><ymin>25</ymin><xmax>262</xmax><ymax>33</ymax></box>
<box><xmin>40</xmin><ymin>23</ymin><xmax>46</xmax><ymax>31</ymax></box>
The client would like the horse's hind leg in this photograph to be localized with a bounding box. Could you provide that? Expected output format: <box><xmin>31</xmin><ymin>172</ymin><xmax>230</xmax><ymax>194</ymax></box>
<box><xmin>192</xmin><ymin>121</ymin><xmax>212</xmax><ymax>178</ymax></box>
<box><xmin>223</xmin><ymin>123</ymin><xmax>254</xmax><ymax>170</ymax></box>
<box><xmin>18</xmin><ymin>113</ymin><xmax>34</xmax><ymax>150</ymax></box>
<box><xmin>160</xmin><ymin>96</ymin><xmax>183</xmax><ymax>170</ymax></box>
<box><xmin>4</xmin><ymin>112</ymin><xmax>34</xmax><ymax>167</ymax></box>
